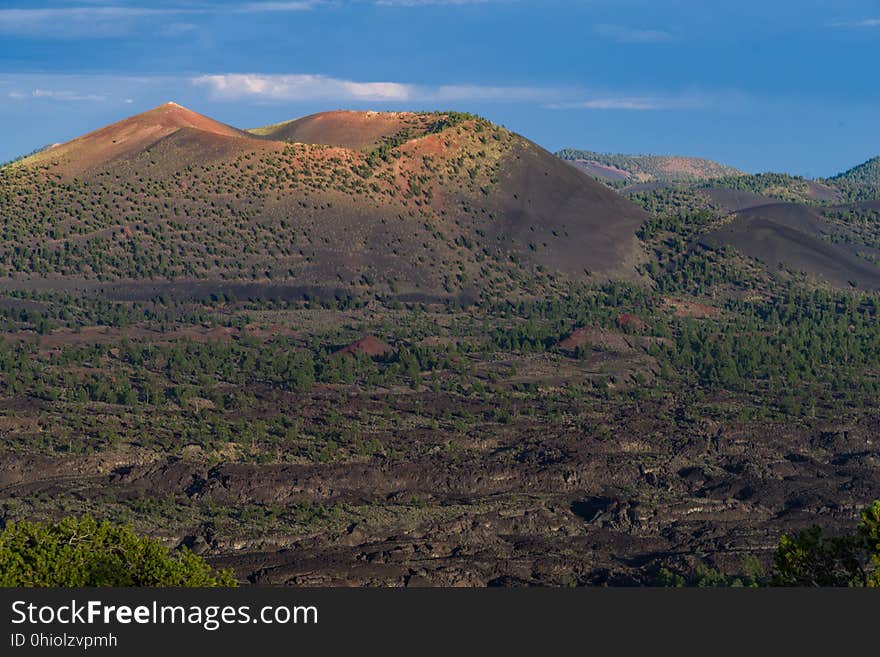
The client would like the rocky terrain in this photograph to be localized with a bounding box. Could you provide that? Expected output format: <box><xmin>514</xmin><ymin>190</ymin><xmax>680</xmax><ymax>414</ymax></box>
<box><xmin>1</xmin><ymin>105</ymin><xmax>879</xmax><ymax>585</ymax></box>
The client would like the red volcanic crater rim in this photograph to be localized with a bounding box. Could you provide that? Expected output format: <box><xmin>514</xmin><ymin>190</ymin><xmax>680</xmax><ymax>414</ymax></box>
<box><xmin>29</xmin><ymin>102</ymin><xmax>253</xmax><ymax>174</ymax></box>
<box><xmin>253</xmin><ymin>110</ymin><xmax>442</xmax><ymax>150</ymax></box>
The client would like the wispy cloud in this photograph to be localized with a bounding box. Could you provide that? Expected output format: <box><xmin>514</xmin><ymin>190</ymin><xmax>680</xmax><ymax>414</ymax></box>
<box><xmin>373</xmin><ymin>0</ymin><xmax>495</xmax><ymax>5</ymax></box>
<box><xmin>545</xmin><ymin>89</ymin><xmax>742</xmax><ymax>112</ymax></box>
<box><xmin>547</xmin><ymin>98</ymin><xmax>666</xmax><ymax>111</ymax></box>
<box><xmin>238</xmin><ymin>1</ymin><xmax>318</xmax><ymax>11</ymax></box>
<box><xmin>162</xmin><ymin>22</ymin><xmax>198</xmax><ymax>36</ymax></box>
<box><xmin>2</xmin><ymin>71</ymin><xmax>740</xmax><ymax>117</ymax></box>
<box><xmin>30</xmin><ymin>88</ymin><xmax>108</xmax><ymax>102</ymax></box>
<box><xmin>193</xmin><ymin>73</ymin><xmax>740</xmax><ymax>112</ymax></box>
<box><xmin>831</xmin><ymin>18</ymin><xmax>880</xmax><ymax>28</ymax></box>
<box><xmin>0</xmin><ymin>0</ymin><xmax>502</xmax><ymax>38</ymax></box>
<box><xmin>193</xmin><ymin>73</ymin><xmax>573</xmax><ymax>104</ymax></box>
<box><xmin>1</xmin><ymin>74</ymin><xmax>174</xmax><ymax>106</ymax></box>
<box><xmin>5</xmin><ymin>72</ymin><xmax>544</xmax><ymax>108</ymax></box>
<box><xmin>428</xmin><ymin>84</ymin><xmax>556</xmax><ymax>102</ymax></box>
<box><xmin>7</xmin><ymin>87</ymin><xmax>107</xmax><ymax>102</ymax></box>
<box><xmin>594</xmin><ymin>23</ymin><xmax>673</xmax><ymax>43</ymax></box>
<box><xmin>0</xmin><ymin>6</ymin><xmax>195</xmax><ymax>37</ymax></box>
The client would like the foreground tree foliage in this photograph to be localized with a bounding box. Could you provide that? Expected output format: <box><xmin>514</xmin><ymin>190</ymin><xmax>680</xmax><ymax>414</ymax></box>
<box><xmin>773</xmin><ymin>501</ymin><xmax>880</xmax><ymax>587</ymax></box>
<box><xmin>0</xmin><ymin>516</ymin><xmax>236</xmax><ymax>587</ymax></box>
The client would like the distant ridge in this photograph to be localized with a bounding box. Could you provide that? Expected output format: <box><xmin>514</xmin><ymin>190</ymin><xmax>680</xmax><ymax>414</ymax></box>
<box><xmin>556</xmin><ymin>148</ymin><xmax>744</xmax><ymax>184</ymax></box>
<box><xmin>0</xmin><ymin>143</ymin><xmax>54</xmax><ymax>168</ymax></box>
<box><xmin>831</xmin><ymin>156</ymin><xmax>880</xmax><ymax>187</ymax></box>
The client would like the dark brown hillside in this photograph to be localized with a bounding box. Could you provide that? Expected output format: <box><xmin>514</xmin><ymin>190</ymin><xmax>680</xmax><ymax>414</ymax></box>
<box><xmin>702</xmin><ymin>187</ymin><xmax>775</xmax><ymax>212</ymax></box>
<box><xmin>484</xmin><ymin>139</ymin><xmax>645</xmax><ymax>279</ymax></box>
<box><xmin>734</xmin><ymin>203</ymin><xmax>826</xmax><ymax>235</ymax></box>
<box><xmin>700</xmin><ymin>202</ymin><xmax>880</xmax><ymax>289</ymax></box>
<box><xmin>568</xmin><ymin>160</ymin><xmax>630</xmax><ymax>182</ymax></box>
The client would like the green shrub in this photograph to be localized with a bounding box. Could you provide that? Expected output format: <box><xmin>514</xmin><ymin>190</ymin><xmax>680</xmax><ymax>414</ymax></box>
<box><xmin>772</xmin><ymin>501</ymin><xmax>880</xmax><ymax>587</ymax></box>
<box><xmin>0</xmin><ymin>516</ymin><xmax>235</xmax><ymax>587</ymax></box>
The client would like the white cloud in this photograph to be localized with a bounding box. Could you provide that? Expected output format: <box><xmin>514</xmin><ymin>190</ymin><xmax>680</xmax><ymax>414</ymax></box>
<box><xmin>194</xmin><ymin>73</ymin><xmax>414</xmax><ymax>102</ymax></box>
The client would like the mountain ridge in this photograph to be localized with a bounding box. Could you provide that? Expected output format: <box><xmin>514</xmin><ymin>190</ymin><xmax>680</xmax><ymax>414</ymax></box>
<box><xmin>2</xmin><ymin>103</ymin><xmax>647</xmax><ymax>300</ymax></box>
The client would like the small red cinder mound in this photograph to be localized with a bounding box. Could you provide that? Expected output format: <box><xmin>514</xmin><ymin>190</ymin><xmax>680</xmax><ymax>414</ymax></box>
<box><xmin>663</xmin><ymin>297</ymin><xmax>719</xmax><ymax>319</ymax></box>
<box><xmin>557</xmin><ymin>326</ymin><xmax>632</xmax><ymax>353</ymax></box>
<box><xmin>557</xmin><ymin>327</ymin><xmax>592</xmax><ymax>351</ymax></box>
<box><xmin>617</xmin><ymin>313</ymin><xmax>647</xmax><ymax>332</ymax></box>
<box><xmin>333</xmin><ymin>335</ymin><xmax>394</xmax><ymax>358</ymax></box>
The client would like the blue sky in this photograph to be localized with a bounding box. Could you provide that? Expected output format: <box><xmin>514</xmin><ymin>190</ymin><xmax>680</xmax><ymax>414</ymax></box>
<box><xmin>0</xmin><ymin>0</ymin><xmax>878</xmax><ymax>176</ymax></box>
